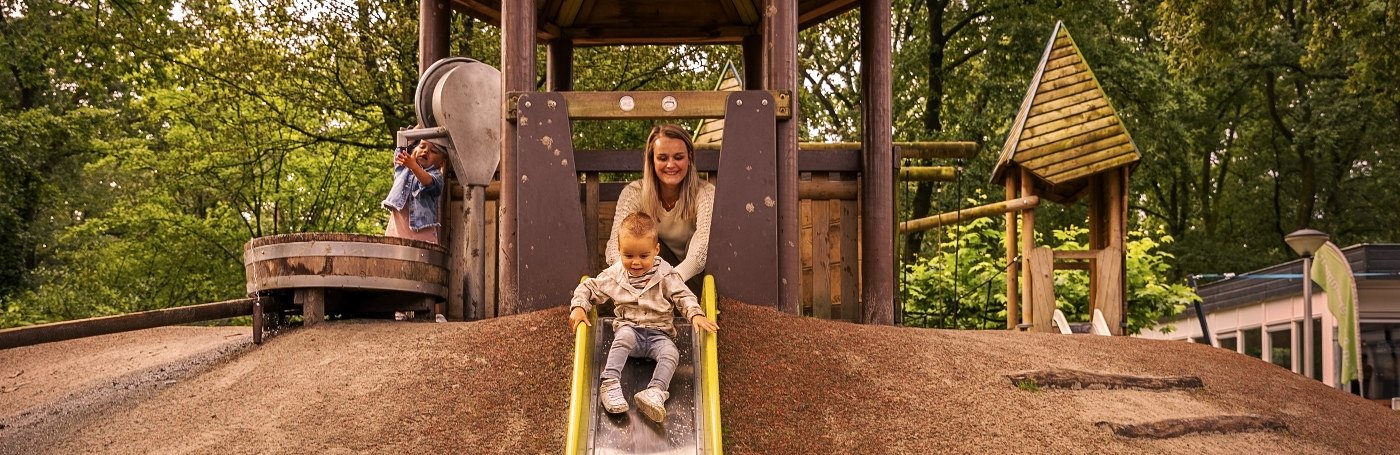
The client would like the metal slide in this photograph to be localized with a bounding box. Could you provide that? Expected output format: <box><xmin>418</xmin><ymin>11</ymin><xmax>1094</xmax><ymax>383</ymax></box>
<box><xmin>566</xmin><ymin>276</ymin><xmax>723</xmax><ymax>454</ymax></box>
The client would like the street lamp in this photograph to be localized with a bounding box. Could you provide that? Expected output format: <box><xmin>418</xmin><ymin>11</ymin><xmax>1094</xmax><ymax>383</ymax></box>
<box><xmin>1285</xmin><ymin>228</ymin><xmax>1329</xmax><ymax>380</ymax></box>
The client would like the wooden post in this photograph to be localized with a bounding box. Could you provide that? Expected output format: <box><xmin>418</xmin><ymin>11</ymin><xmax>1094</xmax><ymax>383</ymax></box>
<box><xmin>839</xmin><ymin>177</ymin><xmax>860</xmax><ymax>321</ymax></box>
<box><xmin>1019</xmin><ymin>168</ymin><xmax>1036</xmax><ymax>328</ymax></box>
<box><xmin>464</xmin><ymin>186</ymin><xmax>487</xmax><ymax>320</ymax></box>
<box><xmin>485</xmin><ymin>200</ymin><xmax>498</xmax><ymax>318</ymax></box>
<box><xmin>1087</xmin><ymin>173</ymin><xmax>1103</xmax><ymax>315</ymax></box>
<box><xmin>1108</xmin><ymin>167</ymin><xmax>1126</xmax><ymax>335</ymax></box>
<box><xmin>547</xmin><ymin>38</ymin><xmax>573</xmax><ymax>92</ymax></box>
<box><xmin>499</xmin><ymin>0</ymin><xmax>535</xmax><ymax>314</ymax></box>
<box><xmin>1095</xmin><ymin>246</ymin><xmax>1124</xmax><ymax>336</ymax></box>
<box><xmin>769</xmin><ymin>0</ymin><xmax>801</xmax><ymax>315</ymax></box>
<box><xmin>1029</xmin><ymin>247</ymin><xmax>1055</xmax><ymax>333</ymax></box>
<box><xmin>584</xmin><ymin>174</ymin><xmax>601</xmax><ymax>270</ymax></box>
<box><xmin>296</xmin><ymin>288</ymin><xmax>324</xmax><ymax>328</ymax></box>
<box><xmin>742</xmin><ymin>34</ymin><xmax>765</xmax><ymax>90</ymax></box>
<box><xmin>448</xmin><ymin>191</ymin><xmax>467</xmax><ymax>320</ymax></box>
<box><xmin>418</xmin><ymin>0</ymin><xmax>450</xmax><ymax>75</ymax></box>
<box><xmin>1004</xmin><ymin>173</ymin><xmax>1019</xmax><ymax>329</ymax></box>
<box><xmin>859</xmin><ymin>0</ymin><xmax>894</xmax><ymax>325</ymax></box>
<box><xmin>812</xmin><ymin>175</ymin><xmax>832</xmax><ymax>318</ymax></box>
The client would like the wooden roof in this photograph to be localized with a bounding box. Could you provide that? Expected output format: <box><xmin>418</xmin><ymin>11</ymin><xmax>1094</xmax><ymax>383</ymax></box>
<box><xmin>693</xmin><ymin>62</ymin><xmax>743</xmax><ymax>144</ymax></box>
<box><xmin>452</xmin><ymin>0</ymin><xmax>859</xmax><ymax>45</ymax></box>
<box><xmin>991</xmin><ymin>22</ymin><xmax>1140</xmax><ymax>202</ymax></box>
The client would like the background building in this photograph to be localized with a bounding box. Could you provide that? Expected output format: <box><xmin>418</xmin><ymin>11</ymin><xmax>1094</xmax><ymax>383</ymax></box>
<box><xmin>1140</xmin><ymin>244</ymin><xmax>1400</xmax><ymax>406</ymax></box>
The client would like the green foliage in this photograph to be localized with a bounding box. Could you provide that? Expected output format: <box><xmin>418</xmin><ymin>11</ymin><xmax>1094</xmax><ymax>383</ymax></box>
<box><xmin>2</xmin><ymin>0</ymin><xmax>1397</xmax><ymax>331</ymax></box>
<box><xmin>900</xmin><ymin>217</ymin><xmax>1197</xmax><ymax>335</ymax></box>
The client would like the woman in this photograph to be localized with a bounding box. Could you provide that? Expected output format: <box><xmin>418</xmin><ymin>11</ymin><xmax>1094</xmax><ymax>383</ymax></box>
<box><xmin>606</xmin><ymin>124</ymin><xmax>716</xmax><ymax>283</ymax></box>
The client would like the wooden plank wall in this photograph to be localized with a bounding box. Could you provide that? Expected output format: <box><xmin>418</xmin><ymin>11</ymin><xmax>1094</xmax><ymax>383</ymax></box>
<box><xmin>800</xmin><ymin>172</ymin><xmax>862</xmax><ymax>321</ymax></box>
<box><xmin>469</xmin><ymin>170</ymin><xmax>862</xmax><ymax>321</ymax></box>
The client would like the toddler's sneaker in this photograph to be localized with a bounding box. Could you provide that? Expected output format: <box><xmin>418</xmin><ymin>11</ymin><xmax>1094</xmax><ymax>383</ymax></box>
<box><xmin>394</xmin><ymin>311</ymin><xmax>407</xmax><ymax>321</ymax></box>
<box><xmin>634</xmin><ymin>387</ymin><xmax>669</xmax><ymax>423</ymax></box>
<box><xmin>599</xmin><ymin>378</ymin><xmax>628</xmax><ymax>414</ymax></box>
<box><xmin>435</xmin><ymin>314</ymin><xmax>447</xmax><ymax>323</ymax></box>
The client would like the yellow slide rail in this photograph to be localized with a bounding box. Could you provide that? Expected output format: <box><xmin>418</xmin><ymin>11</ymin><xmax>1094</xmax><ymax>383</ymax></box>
<box><xmin>565</xmin><ymin>278</ymin><xmax>595</xmax><ymax>454</ymax></box>
<box><xmin>699</xmin><ymin>275</ymin><xmax>723</xmax><ymax>455</ymax></box>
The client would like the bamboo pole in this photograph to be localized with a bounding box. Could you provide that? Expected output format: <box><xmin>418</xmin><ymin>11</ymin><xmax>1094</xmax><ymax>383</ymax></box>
<box><xmin>898</xmin><ymin>166</ymin><xmax>956</xmax><ymax>182</ymax></box>
<box><xmin>898</xmin><ymin>196</ymin><xmax>1040</xmax><ymax>233</ymax></box>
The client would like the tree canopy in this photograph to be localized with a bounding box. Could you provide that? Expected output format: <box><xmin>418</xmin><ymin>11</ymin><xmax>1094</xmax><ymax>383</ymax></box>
<box><xmin>2</xmin><ymin>0</ymin><xmax>1396</xmax><ymax>330</ymax></box>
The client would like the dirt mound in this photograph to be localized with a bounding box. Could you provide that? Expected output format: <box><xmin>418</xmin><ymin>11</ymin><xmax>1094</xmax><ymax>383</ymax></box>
<box><xmin>3</xmin><ymin>300</ymin><xmax>1398</xmax><ymax>454</ymax></box>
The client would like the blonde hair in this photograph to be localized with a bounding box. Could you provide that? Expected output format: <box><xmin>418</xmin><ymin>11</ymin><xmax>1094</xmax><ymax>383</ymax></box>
<box><xmin>639</xmin><ymin>123</ymin><xmax>702</xmax><ymax>222</ymax></box>
<box><xmin>619</xmin><ymin>212</ymin><xmax>658</xmax><ymax>244</ymax></box>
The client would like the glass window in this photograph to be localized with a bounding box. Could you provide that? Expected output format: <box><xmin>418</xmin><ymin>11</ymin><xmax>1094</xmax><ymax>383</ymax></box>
<box><xmin>1360</xmin><ymin>323</ymin><xmax>1399</xmax><ymax>400</ymax></box>
<box><xmin>1269</xmin><ymin>327</ymin><xmax>1292</xmax><ymax>370</ymax></box>
<box><xmin>1218</xmin><ymin>335</ymin><xmax>1238</xmax><ymax>352</ymax></box>
<box><xmin>1312</xmin><ymin>319</ymin><xmax>1323</xmax><ymax>380</ymax></box>
<box><xmin>1243</xmin><ymin>327</ymin><xmax>1263</xmax><ymax>359</ymax></box>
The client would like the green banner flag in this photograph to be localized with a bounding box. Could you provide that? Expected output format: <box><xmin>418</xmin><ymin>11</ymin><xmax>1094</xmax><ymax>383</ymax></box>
<box><xmin>1310</xmin><ymin>242</ymin><xmax>1362</xmax><ymax>385</ymax></box>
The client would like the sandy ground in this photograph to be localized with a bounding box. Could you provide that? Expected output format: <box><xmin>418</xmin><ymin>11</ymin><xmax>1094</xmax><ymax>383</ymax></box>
<box><xmin>2</xmin><ymin>300</ymin><xmax>1398</xmax><ymax>454</ymax></box>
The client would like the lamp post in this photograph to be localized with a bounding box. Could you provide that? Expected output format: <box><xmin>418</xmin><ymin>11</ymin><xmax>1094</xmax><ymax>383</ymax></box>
<box><xmin>1285</xmin><ymin>228</ymin><xmax>1329</xmax><ymax>380</ymax></box>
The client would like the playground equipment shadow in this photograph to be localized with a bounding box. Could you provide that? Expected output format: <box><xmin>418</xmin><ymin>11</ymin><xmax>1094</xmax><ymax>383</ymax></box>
<box><xmin>2</xmin><ymin>300</ymin><xmax>1398</xmax><ymax>454</ymax></box>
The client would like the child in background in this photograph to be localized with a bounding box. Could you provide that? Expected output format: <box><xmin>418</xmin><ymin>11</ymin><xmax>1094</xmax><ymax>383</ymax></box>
<box><xmin>568</xmin><ymin>212</ymin><xmax>719</xmax><ymax>423</ymax></box>
<box><xmin>382</xmin><ymin>136</ymin><xmax>450</xmax><ymax>322</ymax></box>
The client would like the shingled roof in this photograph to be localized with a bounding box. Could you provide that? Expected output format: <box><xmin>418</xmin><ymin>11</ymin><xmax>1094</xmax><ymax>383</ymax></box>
<box><xmin>991</xmin><ymin>22</ymin><xmax>1140</xmax><ymax>203</ymax></box>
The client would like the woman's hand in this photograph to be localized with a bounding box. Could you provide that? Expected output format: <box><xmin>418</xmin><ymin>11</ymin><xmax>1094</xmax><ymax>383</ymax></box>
<box><xmin>569</xmin><ymin>307</ymin><xmax>591</xmax><ymax>331</ymax></box>
<box><xmin>691</xmin><ymin>314</ymin><xmax>719</xmax><ymax>334</ymax></box>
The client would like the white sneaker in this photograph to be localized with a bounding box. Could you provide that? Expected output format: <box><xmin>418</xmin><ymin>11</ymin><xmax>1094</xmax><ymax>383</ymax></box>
<box><xmin>435</xmin><ymin>314</ymin><xmax>447</xmax><ymax>323</ymax></box>
<box><xmin>394</xmin><ymin>311</ymin><xmax>407</xmax><ymax>321</ymax></box>
<box><xmin>634</xmin><ymin>387</ymin><xmax>669</xmax><ymax>423</ymax></box>
<box><xmin>599</xmin><ymin>378</ymin><xmax>628</xmax><ymax>414</ymax></box>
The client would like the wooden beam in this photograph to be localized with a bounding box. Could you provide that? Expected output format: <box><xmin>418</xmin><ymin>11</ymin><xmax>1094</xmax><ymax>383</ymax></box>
<box><xmin>799</xmin><ymin>0</ymin><xmax>860</xmax><ymax>29</ymax></box>
<box><xmin>1053</xmin><ymin>261</ymin><xmax>1092</xmax><ymax>271</ymax></box>
<box><xmin>506</xmin><ymin>90</ymin><xmax>792</xmax><ymax>120</ymax></box>
<box><xmin>899</xmin><ymin>166</ymin><xmax>956</xmax><ymax>182</ymax></box>
<box><xmin>1019</xmin><ymin>168</ymin><xmax>1037</xmax><ymax>327</ymax></box>
<box><xmin>811</xmin><ymin>174</ymin><xmax>832</xmax><ymax>319</ymax></box>
<box><xmin>547</xmin><ymin>38</ymin><xmax>574</xmax><ymax>91</ymax></box>
<box><xmin>743</xmin><ymin>34</ymin><xmax>765</xmax><ymax>89</ymax></box>
<box><xmin>498</xmin><ymin>0</ymin><xmax>536</xmax><ymax>315</ymax></box>
<box><xmin>1005</xmin><ymin>173</ymin><xmax>1019</xmax><ymax>330</ymax></box>
<box><xmin>1029</xmin><ymin>246</ymin><xmax>1055</xmax><ymax>333</ymax></box>
<box><xmin>479</xmin><ymin>179</ymin><xmax>860</xmax><ymax>201</ymax></box>
<box><xmin>295</xmin><ymin>288</ymin><xmax>324</xmax><ymax>328</ymax></box>
<box><xmin>0</xmin><ymin>298</ymin><xmax>256</xmax><ymax>349</ymax></box>
<box><xmin>1008</xmin><ymin>369</ymin><xmax>1204</xmax><ymax>391</ymax></box>
<box><xmin>899</xmin><ymin>196</ymin><xmax>1040</xmax><ymax>233</ymax></box>
<box><xmin>1052</xmin><ymin>249</ymin><xmax>1099</xmax><ymax>260</ymax></box>
<box><xmin>773</xmin><ymin>0</ymin><xmax>801</xmax><ymax>315</ymax></box>
<box><xmin>896</xmin><ymin>141</ymin><xmax>979</xmax><ymax>160</ymax></box>
<box><xmin>419</xmin><ymin>0</ymin><xmax>450</xmax><ymax>75</ymax></box>
<box><xmin>563</xmin><ymin>25</ymin><xmax>756</xmax><ymax>45</ymax></box>
<box><xmin>860</xmin><ymin>0</ymin><xmax>893</xmax><ymax>325</ymax></box>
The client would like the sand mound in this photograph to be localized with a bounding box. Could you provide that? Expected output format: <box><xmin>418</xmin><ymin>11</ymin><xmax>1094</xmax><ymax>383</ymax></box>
<box><xmin>2</xmin><ymin>300</ymin><xmax>1397</xmax><ymax>454</ymax></box>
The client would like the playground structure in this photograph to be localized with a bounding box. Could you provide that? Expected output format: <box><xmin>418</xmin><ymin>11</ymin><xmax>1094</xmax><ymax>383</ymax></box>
<box><xmin>992</xmin><ymin>22</ymin><xmax>1139</xmax><ymax>335</ymax></box>
<box><xmin>404</xmin><ymin>0</ymin><xmax>910</xmax><ymax>324</ymax></box>
<box><xmin>0</xmin><ymin>9</ymin><xmax>1141</xmax><ymax>350</ymax></box>
<box><xmin>0</xmin><ymin>6</ymin><xmax>1143</xmax><ymax>455</ymax></box>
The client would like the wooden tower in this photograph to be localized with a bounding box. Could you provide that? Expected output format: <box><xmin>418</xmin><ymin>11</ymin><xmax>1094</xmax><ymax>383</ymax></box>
<box><xmin>417</xmin><ymin>0</ymin><xmax>899</xmax><ymax>323</ymax></box>
<box><xmin>992</xmin><ymin>22</ymin><xmax>1141</xmax><ymax>335</ymax></box>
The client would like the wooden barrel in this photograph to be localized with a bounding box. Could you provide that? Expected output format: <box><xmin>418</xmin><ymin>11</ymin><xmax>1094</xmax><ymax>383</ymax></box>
<box><xmin>243</xmin><ymin>233</ymin><xmax>449</xmax><ymax>298</ymax></box>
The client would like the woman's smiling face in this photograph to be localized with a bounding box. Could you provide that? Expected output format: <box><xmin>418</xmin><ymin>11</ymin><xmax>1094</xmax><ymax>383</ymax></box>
<box><xmin>650</xmin><ymin>135</ymin><xmax>690</xmax><ymax>189</ymax></box>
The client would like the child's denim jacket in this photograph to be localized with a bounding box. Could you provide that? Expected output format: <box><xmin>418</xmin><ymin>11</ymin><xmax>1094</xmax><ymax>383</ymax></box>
<box><xmin>380</xmin><ymin>163</ymin><xmax>444</xmax><ymax>231</ymax></box>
